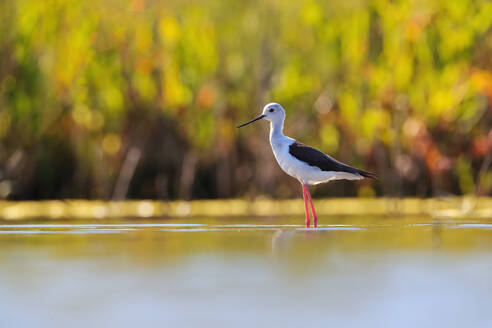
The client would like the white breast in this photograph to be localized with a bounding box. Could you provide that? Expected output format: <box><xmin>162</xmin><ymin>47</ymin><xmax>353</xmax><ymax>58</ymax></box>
<box><xmin>269</xmin><ymin>137</ymin><xmax>362</xmax><ymax>185</ymax></box>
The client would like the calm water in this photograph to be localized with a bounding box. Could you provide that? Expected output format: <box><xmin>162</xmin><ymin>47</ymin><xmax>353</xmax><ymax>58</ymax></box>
<box><xmin>1</xmin><ymin>215</ymin><xmax>492</xmax><ymax>327</ymax></box>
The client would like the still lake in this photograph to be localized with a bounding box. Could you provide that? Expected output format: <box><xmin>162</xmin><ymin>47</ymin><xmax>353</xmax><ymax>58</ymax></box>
<box><xmin>1</xmin><ymin>215</ymin><xmax>492</xmax><ymax>327</ymax></box>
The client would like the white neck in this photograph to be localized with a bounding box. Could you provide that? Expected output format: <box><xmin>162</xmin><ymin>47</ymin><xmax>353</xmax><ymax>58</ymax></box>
<box><xmin>269</xmin><ymin>118</ymin><xmax>285</xmax><ymax>141</ymax></box>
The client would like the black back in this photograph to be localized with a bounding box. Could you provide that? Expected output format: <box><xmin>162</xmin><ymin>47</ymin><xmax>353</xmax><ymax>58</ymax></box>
<box><xmin>288</xmin><ymin>141</ymin><xmax>376</xmax><ymax>179</ymax></box>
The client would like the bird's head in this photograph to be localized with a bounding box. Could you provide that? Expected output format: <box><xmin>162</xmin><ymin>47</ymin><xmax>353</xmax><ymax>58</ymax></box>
<box><xmin>261</xmin><ymin>103</ymin><xmax>286</xmax><ymax>122</ymax></box>
<box><xmin>237</xmin><ymin>103</ymin><xmax>285</xmax><ymax>128</ymax></box>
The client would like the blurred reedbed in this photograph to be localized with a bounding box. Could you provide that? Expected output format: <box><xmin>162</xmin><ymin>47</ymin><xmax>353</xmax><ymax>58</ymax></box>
<box><xmin>0</xmin><ymin>0</ymin><xmax>491</xmax><ymax>200</ymax></box>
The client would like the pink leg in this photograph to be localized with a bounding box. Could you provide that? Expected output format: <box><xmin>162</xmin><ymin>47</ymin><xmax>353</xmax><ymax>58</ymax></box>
<box><xmin>302</xmin><ymin>184</ymin><xmax>311</xmax><ymax>228</ymax></box>
<box><xmin>305</xmin><ymin>185</ymin><xmax>318</xmax><ymax>228</ymax></box>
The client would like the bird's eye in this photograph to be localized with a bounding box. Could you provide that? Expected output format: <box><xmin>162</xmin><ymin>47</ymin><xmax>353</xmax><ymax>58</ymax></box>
<box><xmin>269</xmin><ymin>108</ymin><xmax>274</xmax><ymax>113</ymax></box>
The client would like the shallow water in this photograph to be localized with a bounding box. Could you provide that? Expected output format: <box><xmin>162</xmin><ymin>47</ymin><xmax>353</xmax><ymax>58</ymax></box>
<box><xmin>1</xmin><ymin>215</ymin><xmax>492</xmax><ymax>327</ymax></box>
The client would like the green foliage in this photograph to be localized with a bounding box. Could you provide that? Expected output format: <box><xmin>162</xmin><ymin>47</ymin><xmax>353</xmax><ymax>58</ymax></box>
<box><xmin>0</xmin><ymin>0</ymin><xmax>491</xmax><ymax>199</ymax></box>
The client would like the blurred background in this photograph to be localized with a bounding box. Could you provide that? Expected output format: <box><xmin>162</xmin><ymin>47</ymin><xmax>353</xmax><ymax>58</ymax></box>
<box><xmin>0</xmin><ymin>0</ymin><xmax>491</xmax><ymax>201</ymax></box>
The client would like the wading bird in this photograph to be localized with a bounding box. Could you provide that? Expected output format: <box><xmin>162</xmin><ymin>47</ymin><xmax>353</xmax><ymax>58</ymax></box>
<box><xmin>237</xmin><ymin>103</ymin><xmax>376</xmax><ymax>228</ymax></box>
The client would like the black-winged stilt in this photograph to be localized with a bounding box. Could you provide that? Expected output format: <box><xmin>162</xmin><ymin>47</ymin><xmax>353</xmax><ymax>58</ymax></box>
<box><xmin>237</xmin><ymin>103</ymin><xmax>376</xmax><ymax>228</ymax></box>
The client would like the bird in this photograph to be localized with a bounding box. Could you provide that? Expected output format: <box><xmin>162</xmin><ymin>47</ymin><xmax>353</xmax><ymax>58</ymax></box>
<box><xmin>237</xmin><ymin>102</ymin><xmax>376</xmax><ymax>228</ymax></box>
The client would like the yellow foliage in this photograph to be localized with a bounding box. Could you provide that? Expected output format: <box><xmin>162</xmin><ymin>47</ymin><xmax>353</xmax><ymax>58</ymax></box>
<box><xmin>159</xmin><ymin>16</ymin><xmax>181</xmax><ymax>45</ymax></box>
<box><xmin>163</xmin><ymin>65</ymin><xmax>191</xmax><ymax>107</ymax></box>
<box><xmin>102</xmin><ymin>134</ymin><xmax>122</xmax><ymax>155</ymax></box>
<box><xmin>301</xmin><ymin>2</ymin><xmax>322</xmax><ymax>26</ymax></box>
<box><xmin>320</xmin><ymin>124</ymin><xmax>339</xmax><ymax>154</ymax></box>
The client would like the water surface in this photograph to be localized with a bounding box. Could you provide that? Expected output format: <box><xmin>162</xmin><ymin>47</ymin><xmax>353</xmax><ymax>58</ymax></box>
<box><xmin>1</xmin><ymin>215</ymin><xmax>492</xmax><ymax>327</ymax></box>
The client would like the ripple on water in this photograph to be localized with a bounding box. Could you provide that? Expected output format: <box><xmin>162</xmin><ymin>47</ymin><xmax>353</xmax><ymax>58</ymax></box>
<box><xmin>296</xmin><ymin>226</ymin><xmax>366</xmax><ymax>231</ymax></box>
<box><xmin>0</xmin><ymin>224</ymin><xmax>206</xmax><ymax>228</ymax></box>
<box><xmin>452</xmin><ymin>224</ymin><xmax>492</xmax><ymax>230</ymax></box>
<box><xmin>0</xmin><ymin>223</ymin><xmax>369</xmax><ymax>234</ymax></box>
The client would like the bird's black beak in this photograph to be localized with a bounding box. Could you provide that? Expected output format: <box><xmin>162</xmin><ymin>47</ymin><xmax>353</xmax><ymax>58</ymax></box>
<box><xmin>236</xmin><ymin>115</ymin><xmax>266</xmax><ymax>128</ymax></box>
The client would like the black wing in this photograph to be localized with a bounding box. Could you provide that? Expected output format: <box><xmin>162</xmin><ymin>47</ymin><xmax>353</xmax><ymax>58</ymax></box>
<box><xmin>288</xmin><ymin>141</ymin><xmax>377</xmax><ymax>179</ymax></box>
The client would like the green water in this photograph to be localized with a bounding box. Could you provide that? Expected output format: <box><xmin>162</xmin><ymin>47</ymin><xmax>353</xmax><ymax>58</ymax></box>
<box><xmin>1</xmin><ymin>215</ymin><xmax>492</xmax><ymax>327</ymax></box>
